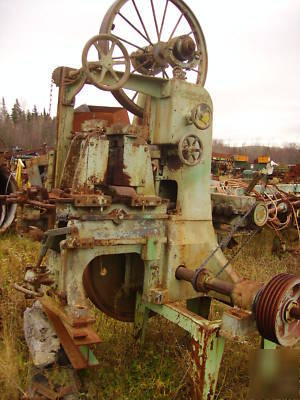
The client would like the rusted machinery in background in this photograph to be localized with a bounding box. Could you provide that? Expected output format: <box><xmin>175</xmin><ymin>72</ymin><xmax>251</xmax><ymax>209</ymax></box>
<box><xmin>4</xmin><ymin>0</ymin><xmax>300</xmax><ymax>398</ymax></box>
<box><xmin>211</xmin><ymin>178</ymin><xmax>300</xmax><ymax>246</ymax></box>
<box><xmin>0</xmin><ymin>162</ymin><xmax>17</xmax><ymax>233</ymax></box>
<box><xmin>0</xmin><ymin>145</ymin><xmax>53</xmax><ymax>233</ymax></box>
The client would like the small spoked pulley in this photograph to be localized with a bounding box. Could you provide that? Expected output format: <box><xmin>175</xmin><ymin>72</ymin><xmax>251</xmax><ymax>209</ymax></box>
<box><xmin>178</xmin><ymin>133</ymin><xmax>203</xmax><ymax>166</ymax></box>
<box><xmin>100</xmin><ymin>0</ymin><xmax>208</xmax><ymax>116</ymax></box>
<box><xmin>82</xmin><ymin>34</ymin><xmax>131</xmax><ymax>91</ymax></box>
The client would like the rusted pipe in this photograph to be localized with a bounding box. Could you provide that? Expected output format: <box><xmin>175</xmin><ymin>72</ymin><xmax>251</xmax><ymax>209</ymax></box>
<box><xmin>175</xmin><ymin>266</ymin><xmax>262</xmax><ymax>310</ymax></box>
<box><xmin>175</xmin><ymin>265</ymin><xmax>194</xmax><ymax>282</ymax></box>
<box><xmin>14</xmin><ymin>283</ymin><xmax>43</xmax><ymax>297</ymax></box>
<box><xmin>175</xmin><ymin>266</ymin><xmax>234</xmax><ymax>296</ymax></box>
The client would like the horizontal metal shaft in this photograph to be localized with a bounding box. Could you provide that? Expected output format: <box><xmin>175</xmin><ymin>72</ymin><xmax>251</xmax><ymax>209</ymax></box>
<box><xmin>175</xmin><ymin>266</ymin><xmax>234</xmax><ymax>296</ymax></box>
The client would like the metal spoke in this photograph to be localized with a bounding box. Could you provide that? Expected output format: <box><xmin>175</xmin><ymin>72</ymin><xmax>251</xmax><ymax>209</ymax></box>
<box><xmin>161</xmin><ymin>67</ymin><xmax>169</xmax><ymax>79</ymax></box>
<box><xmin>168</xmin><ymin>13</ymin><xmax>184</xmax><ymax>41</ymax></box>
<box><xmin>110</xmin><ymin>69</ymin><xmax>120</xmax><ymax>82</ymax></box>
<box><xmin>131</xmin><ymin>0</ymin><xmax>152</xmax><ymax>45</ymax></box>
<box><xmin>150</xmin><ymin>0</ymin><xmax>160</xmax><ymax>41</ymax></box>
<box><xmin>112</xmin><ymin>56</ymin><xmax>126</xmax><ymax>60</ymax></box>
<box><xmin>189</xmin><ymin>68</ymin><xmax>200</xmax><ymax>73</ymax></box>
<box><xmin>118</xmin><ymin>11</ymin><xmax>152</xmax><ymax>45</ymax></box>
<box><xmin>113</xmin><ymin>60</ymin><xmax>126</xmax><ymax>65</ymax></box>
<box><xmin>112</xmin><ymin>34</ymin><xmax>145</xmax><ymax>52</ymax></box>
<box><xmin>108</xmin><ymin>41</ymin><xmax>116</xmax><ymax>57</ymax></box>
<box><xmin>131</xmin><ymin>59</ymin><xmax>150</xmax><ymax>73</ymax></box>
<box><xmin>131</xmin><ymin>91</ymin><xmax>138</xmax><ymax>101</ymax></box>
<box><xmin>159</xmin><ymin>0</ymin><xmax>169</xmax><ymax>40</ymax></box>
<box><xmin>99</xmin><ymin>67</ymin><xmax>108</xmax><ymax>83</ymax></box>
<box><xmin>187</xmin><ymin>136</ymin><xmax>193</xmax><ymax>146</ymax></box>
<box><xmin>94</xmin><ymin>43</ymin><xmax>104</xmax><ymax>57</ymax></box>
<box><xmin>88</xmin><ymin>61</ymin><xmax>102</xmax><ymax>69</ymax></box>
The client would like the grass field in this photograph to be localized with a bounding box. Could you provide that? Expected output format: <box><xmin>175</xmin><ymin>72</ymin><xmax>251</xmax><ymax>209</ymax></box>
<box><xmin>0</xmin><ymin>229</ymin><xmax>298</xmax><ymax>399</ymax></box>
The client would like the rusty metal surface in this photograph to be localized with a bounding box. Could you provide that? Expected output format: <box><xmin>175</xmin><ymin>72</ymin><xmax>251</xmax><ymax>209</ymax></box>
<box><xmin>83</xmin><ymin>253</ymin><xmax>144</xmax><ymax>321</ymax></box>
<box><xmin>42</xmin><ymin>304</ymin><xmax>89</xmax><ymax>370</ymax></box>
<box><xmin>73</xmin><ymin>105</ymin><xmax>130</xmax><ymax>132</ymax></box>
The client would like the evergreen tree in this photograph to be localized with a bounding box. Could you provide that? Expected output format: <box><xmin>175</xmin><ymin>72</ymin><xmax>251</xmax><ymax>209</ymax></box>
<box><xmin>26</xmin><ymin>110</ymin><xmax>32</xmax><ymax>121</ymax></box>
<box><xmin>32</xmin><ymin>104</ymin><xmax>39</xmax><ymax>118</ymax></box>
<box><xmin>0</xmin><ymin>97</ymin><xmax>10</xmax><ymax>121</ymax></box>
<box><xmin>11</xmin><ymin>99</ymin><xmax>25</xmax><ymax>123</ymax></box>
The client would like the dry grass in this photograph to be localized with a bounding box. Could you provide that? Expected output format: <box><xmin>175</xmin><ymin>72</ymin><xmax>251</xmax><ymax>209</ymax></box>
<box><xmin>0</xmin><ymin>234</ymin><xmax>39</xmax><ymax>399</ymax></box>
<box><xmin>0</xmin><ymin>228</ymin><xmax>298</xmax><ymax>399</ymax></box>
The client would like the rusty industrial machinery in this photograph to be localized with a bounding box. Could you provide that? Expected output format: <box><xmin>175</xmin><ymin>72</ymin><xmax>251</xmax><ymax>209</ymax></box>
<box><xmin>0</xmin><ymin>163</ymin><xmax>17</xmax><ymax>233</ymax></box>
<box><xmin>6</xmin><ymin>0</ymin><xmax>299</xmax><ymax>398</ymax></box>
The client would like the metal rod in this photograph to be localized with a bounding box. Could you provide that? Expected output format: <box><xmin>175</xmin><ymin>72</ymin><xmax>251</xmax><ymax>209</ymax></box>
<box><xmin>175</xmin><ymin>265</ymin><xmax>194</xmax><ymax>282</ymax></box>
<box><xmin>131</xmin><ymin>59</ymin><xmax>151</xmax><ymax>73</ymax></box>
<box><xmin>176</xmin><ymin>266</ymin><xmax>234</xmax><ymax>296</ymax></box>
<box><xmin>189</xmin><ymin>68</ymin><xmax>200</xmax><ymax>74</ymax></box>
<box><xmin>112</xmin><ymin>34</ymin><xmax>145</xmax><ymax>52</ymax></box>
<box><xmin>159</xmin><ymin>0</ymin><xmax>169</xmax><ymax>39</ymax></box>
<box><xmin>150</xmin><ymin>0</ymin><xmax>160</xmax><ymax>41</ymax></box>
<box><xmin>168</xmin><ymin>13</ymin><xmax>184</xmax><ymax>41</ymax></box>
<box><xmin>14</xmin><ymin>283</ymin><xmax>43</xmax><ymax>297</ymax></box>
<box><xmin>118</xmin><ymin>11</ymin><xmax>152</xmax><ymax>45</ymax></box>
<box><xmin>204</xmin><ymin>279</ymin><xmax>234</xmax><ymax>296</ymax></box>
<box><xmin>162</xmin><ymin>67</ymin><xmax>169</xmax><ymax>79</ymax></box>
<box><xmin>132</xmin><ymin>0</ymin><xmax>152</xmax><ymax>44</ymax></box>
<box><xmin>131</xmin><ymin>91</ymin><xmax>138</xmax><ymax>101</ymax></box>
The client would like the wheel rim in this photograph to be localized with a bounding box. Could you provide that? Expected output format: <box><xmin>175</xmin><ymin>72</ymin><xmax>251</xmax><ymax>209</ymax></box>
<box><xmin>100</xmin><ymin>0</ymin><xmax>208</xmax><ymax>117</ymax></box>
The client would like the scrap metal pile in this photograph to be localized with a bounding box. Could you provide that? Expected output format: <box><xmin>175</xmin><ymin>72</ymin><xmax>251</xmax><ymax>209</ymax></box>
<box><xmin>0</xmin><ymin>145</ymin><xmax>52</xmax><ymax>234</ymax></box>
<box><xmin>212</xmin><ymin>178</ymin><xmax>300</xmax><ymax>243</ymax></box>
<box><xmin>0</xmin><ymin>0</ymin><xmax>299</xmax><ymax>398</ymax></box>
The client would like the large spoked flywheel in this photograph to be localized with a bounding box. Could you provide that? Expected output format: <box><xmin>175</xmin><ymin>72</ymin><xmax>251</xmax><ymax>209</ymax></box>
<box><xmin>83</xmin><ymin>254</ymin><xmax>144</xmax><ymax>322</ymax></box>
<box><xmin>100</xmin><ymin>0</ymin><xmax>208</xmax><ymax>117</ymax></box>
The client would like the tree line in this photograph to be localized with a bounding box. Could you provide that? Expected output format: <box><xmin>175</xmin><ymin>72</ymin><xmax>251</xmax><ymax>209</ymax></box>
<box><xmin>0</xmin><ymin>97</ymin><xmax>299</xmax><ymax>165</ymax></box>
<box><xmin>0</xmin><ymin>97</ymin><xmax>56</xmax><ymax>150</ymax></box>
<box><xmin>213</xmin><ymin>140</ymin><xmax>300</xmax><ymax>165</ymax></box>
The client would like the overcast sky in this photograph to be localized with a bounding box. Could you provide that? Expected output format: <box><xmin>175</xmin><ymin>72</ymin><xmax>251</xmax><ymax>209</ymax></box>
<box><xmin>0</xmin><ymin>0</ymin><xmax>299</xmax><ymax>146</ymax></box>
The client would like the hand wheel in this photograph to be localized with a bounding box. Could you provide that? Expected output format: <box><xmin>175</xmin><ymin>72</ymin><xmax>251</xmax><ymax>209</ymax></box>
<box><xmin>178</xmin><ymin>133</ymin><xmax>203</xmax><ymax>166</ymax></box>
<box><xmin>82</xmin><ymin>34</ymin><xmax>131</xmax><ymax>91</ymax></box>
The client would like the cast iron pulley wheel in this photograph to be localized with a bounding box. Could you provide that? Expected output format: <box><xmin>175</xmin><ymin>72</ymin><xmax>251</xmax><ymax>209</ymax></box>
<box><xmin>82</xmin><ymin>34</ymin><xmax>131</xmax><ymax>91</ymax></box>
<box><xmin>100</xmin><ymin>0</ymin><xmax>208</xmax><ymax>117</ymax></box>
<box><xmin>255</xmin><ymin>273</ymin><xmax>300</xmax><ymax>346</ymax></box>
<box><xmin>83</xmin><ymin>254</ymin><xmax>144</xmax><ymax>322</ymax></box>
<box><xmin>178</xmin><ymin>133</ymin><xmax>203</xmax><ymax>166</ymax></box>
